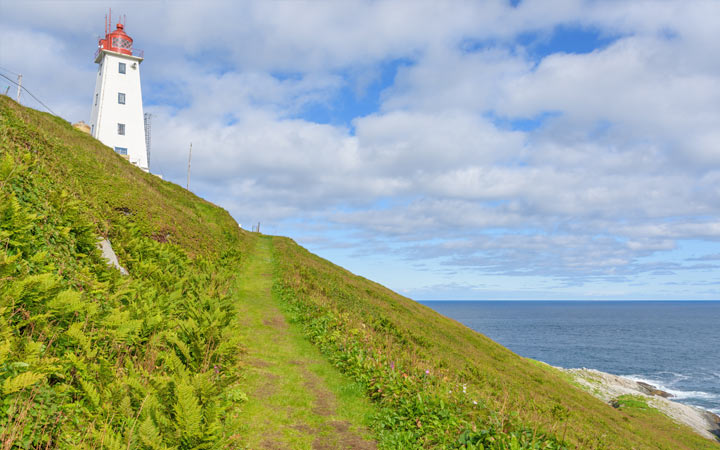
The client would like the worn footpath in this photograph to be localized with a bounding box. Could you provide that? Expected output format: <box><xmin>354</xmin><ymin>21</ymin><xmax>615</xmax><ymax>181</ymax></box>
<box><xmin>235</xmin><ymin>237</ymin><xmax>377</xmax><ymax>449</ymax></box>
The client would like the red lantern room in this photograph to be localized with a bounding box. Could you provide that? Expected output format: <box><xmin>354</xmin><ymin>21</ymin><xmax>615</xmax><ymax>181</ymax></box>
<box><xmin>100</xmin><ymin>23</ymin><xmax>133</xmax><ymax>55</ymax></box>
<box><xmin>95</xmin><ymin>11</ymin><xmax>143</xmax><ymax>61</ymax></box>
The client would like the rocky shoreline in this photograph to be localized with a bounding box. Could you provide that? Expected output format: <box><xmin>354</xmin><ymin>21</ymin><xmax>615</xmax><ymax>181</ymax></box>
<box><xmin>562</xmin><ymin>367</ymin><xmax>720</xmax><ymax>442</ymax></box>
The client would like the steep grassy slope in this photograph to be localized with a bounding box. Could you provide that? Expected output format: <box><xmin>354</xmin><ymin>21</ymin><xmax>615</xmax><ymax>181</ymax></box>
<box><xmin>0</xmin><ymin>96</ymin><xmax>375</xmax><ymax>449</ymax></box>
<box><xmin>271</xmin><ymin>239</ymin><xmax>719</xmax><ymax>449</ymax></box>
<box><xmin>2</xmin><ymin>95</ymin><xmax>718</xmax><ymax>449</ymax></box>
<box><xmin>0</xmin><ymin>96</ymin><xmax>255</xmax><ymax>447</ymax></box>
<box><xmin>0</xmin><ymin>97</ymin><xmax>244</xmax><ymax>258</ymax></box>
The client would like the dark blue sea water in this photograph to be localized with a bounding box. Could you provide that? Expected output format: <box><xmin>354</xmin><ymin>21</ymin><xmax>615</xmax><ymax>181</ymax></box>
<box><xmin>420</xmin><ymin>301</ymin><xmax>720</xmax><ymax>414</ymax></box>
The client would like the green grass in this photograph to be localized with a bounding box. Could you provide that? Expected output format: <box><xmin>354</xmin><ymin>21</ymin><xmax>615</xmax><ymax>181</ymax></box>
<box><xmin>1</xmin><ymin>97</ymin><xmax>254</xmax><ymax>448</ymax></box>
<box><xmin>2</xmin><ymin>95</ymin><xmax>719</xmax><ymax>449</ymax></box>
<box><xmin>1</xmin><ymin>96</ymin><xmax>248</xmax><ymax>259</ymax></box>
<box><xmin>234</xmin><ymin>236</ymin><xmax>376</xmax><ymax>449</ymax></box>
<box><xmin>612</xmin><ymin>395</ymin><xmax>651</xmax><ymax>411</ymax></box>
<box><xmin>271</xmin><ymin>235</ymin><xmax>720</xmax><ymax>449</ymax></box>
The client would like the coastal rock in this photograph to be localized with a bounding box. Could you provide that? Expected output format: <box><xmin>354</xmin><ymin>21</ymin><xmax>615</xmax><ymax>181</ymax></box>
<box><xmin>705</xmin><ymin>411</ymin><xmax>720</xmax><ymax>440</ymax></box>
<box><xmin>709</xmin><ymin>411</ymin><xmax>720</xmax><ymax>426</ymax></box>
<box><xmin>563</xmin><ymin>367</ymin><xmax>720</xmax><ymax>442</ymax></box>
<box><xmin>636</xmin><ymin>381</ymin><xmax>674</xmax><ymax>398</ymax></box>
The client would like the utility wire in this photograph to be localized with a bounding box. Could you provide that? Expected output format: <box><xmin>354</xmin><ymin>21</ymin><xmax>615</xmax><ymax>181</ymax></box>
<box><xmin>0</xmin><ymin>65</ymin><xmax>20</xmax><ymax>76</ymax></box>
<box><xmin>0</xmin><ymin>72</ymin><xmax>58</xmax><ymax>116</ymax></box>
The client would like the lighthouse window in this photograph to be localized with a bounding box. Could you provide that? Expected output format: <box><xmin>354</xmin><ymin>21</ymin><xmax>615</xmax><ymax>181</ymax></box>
<box><xmin>114</xmin><ymin>147</ymin><xmax>128</xmax><ymax>155</ymax></box>
<box><xmin>118</xmin><ymin>123</ymin><xmax>125</xmax><ymax>135</ymax></box>
<box><xmin>119</xmin><ymin>62</ymin><xmax>126</xmax><ymax>74</ymax></box>
<box><xmin>118</xmin><ymin>92</ymin><xmax>126</xmax><ymax>104</ymax></box>
<box><xmin>112</xmin><ymin>37</ymin><xmax>132</xmax><ymax>50</ymax></box>
<box><xmin>95</xmin><ymin>93</ymin><xmax>98</xmax><ymax>106</ymax></box>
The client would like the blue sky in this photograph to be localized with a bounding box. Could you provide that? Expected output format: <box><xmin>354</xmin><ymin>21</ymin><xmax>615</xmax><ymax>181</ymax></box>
<box><xmin>2</xmin><ymin>1</ymin><xmax>720</xmax><ymax>300</ymax></box>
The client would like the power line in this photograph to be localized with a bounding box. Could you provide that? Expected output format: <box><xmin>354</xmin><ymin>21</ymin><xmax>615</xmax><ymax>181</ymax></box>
<box><xmin>0</xmin><ymin>72</ymin><xmax>58</xmax><ymax>116</ymax></box>
<box><xmin>0</xmin><ymin>65</ymin><xmax>20</xmax><ymax>76</ymax></box>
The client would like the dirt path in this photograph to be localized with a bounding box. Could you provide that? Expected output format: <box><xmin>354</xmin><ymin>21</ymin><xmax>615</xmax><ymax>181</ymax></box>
<box><xmin>235</xmin><ymin>237</ymin><xmax>377</xmax><ymax>449</ymax></box>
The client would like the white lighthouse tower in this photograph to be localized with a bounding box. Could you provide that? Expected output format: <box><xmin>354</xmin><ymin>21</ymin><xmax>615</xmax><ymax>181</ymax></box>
<box><xmin>89</xmin><ymin>14</ymin><xmax>148</xmax><ymax>171</ymax></box>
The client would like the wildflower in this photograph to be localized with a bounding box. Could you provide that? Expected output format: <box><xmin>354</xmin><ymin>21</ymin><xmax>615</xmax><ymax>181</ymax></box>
<box><xmin>425</xmin><ymin>369</ymin><xmax>430</xmax><ymax>375</ymax></box>
<box><xmin>473</xmin><ymin>400</ymin><xmax>478</xmax><ymax>405</ymax></box>
<box><xmin>390</xmin><ymin>362</ymin><xmax>395</xmax><ymax>370</ymax></box>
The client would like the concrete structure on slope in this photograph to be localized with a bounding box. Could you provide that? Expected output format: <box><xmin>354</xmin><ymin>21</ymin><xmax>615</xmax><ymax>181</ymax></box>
<box><xmin>89</xmin><ymin>14</ymin><xmax>148</xmax><ymax>171</ymax></box>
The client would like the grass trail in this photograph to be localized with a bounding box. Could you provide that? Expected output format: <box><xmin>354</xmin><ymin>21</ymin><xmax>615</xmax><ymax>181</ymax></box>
<box><xmin>236</xmin><ymin>237</ymin><xmax>377</xmax><ymax>449</ymax></box>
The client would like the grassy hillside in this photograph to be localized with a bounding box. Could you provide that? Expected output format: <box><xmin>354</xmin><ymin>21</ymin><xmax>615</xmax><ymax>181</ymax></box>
<box><xmin>0</xmin><ymin>96</ymin><xmax>254</xmax><ymax>448</ymax></box>
<box><xmin>1</xmin><ymin>95</ymin><xmax>718</xmax><ymax>449</ymax></box>
<box><xmin>271</xmin><ymin>238</ymin><xmax>719</xmax><ymax>449</ymax></box>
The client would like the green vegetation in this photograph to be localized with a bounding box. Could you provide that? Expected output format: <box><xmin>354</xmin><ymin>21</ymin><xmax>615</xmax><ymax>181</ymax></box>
<box><xmin>234</xmin><ymin>237</ymin><xmax>376</xmax><ymax>448</ymax></box>
<box><xmin>0</xmin><ymin>96</ymin><xmax>250</xmax><ymax>448</ymax></box>
<box><xmin>0</xmin><ymin>96</ymin><xmax>374</xmax><ymax>449</ymax></box>
<box><xmin>1</xmin><ymin>95</ymin><xmax>718</xmax><ymax>449</ymax></box>
<box><xmin>271</xmin><ymin>239</ymin><xmax>565</xmax><ymax>449</ymax></box>
<box><xmin>271</xmin><ymin>237</ymin><xmax>719</xmax><ymax>449</ymax></box>
<box><xmin>612</xmin><ymin>395</ymin><xmax>651</xmax><ymax>411</ymax></box>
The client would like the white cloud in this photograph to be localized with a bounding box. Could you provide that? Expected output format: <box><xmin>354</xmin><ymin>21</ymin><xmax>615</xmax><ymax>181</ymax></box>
<box><xmin>0</xmin><ymin>25</ymin><xmax>96</xmax><ymax>120</ymax></box>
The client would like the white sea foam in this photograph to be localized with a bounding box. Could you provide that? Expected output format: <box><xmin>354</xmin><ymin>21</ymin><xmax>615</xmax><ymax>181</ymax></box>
<box><xmin>624</xmin><ymin>374</ymin><xmax>666</xmax><ymax>386</ymax></box>
<box><xmin>664</xmin><ymin>372</ymin><xmax>690</xmax><ymax>382</ymax></box>
<box><xmin>622</xmin><ymin>375</ymin><xmax>719</xmax><ymax>401</ymax></box>
<box><xmin>666</xmin><ymin>389</ymin><xmax>720</xmax><ymax>401</ymax></box>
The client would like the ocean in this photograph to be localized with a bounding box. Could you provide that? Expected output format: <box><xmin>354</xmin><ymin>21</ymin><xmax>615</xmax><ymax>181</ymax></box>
<box><xmin>420</xmin><ymin>300</ymin><xmax>720</xmax><ymax>414</ymax></box>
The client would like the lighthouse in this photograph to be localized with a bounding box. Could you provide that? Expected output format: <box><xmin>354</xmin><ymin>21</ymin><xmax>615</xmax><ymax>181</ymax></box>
<box><xmin>89</xmin><ymin>15</ymin><xmax>148</xmax><ymax>171</ymax></box>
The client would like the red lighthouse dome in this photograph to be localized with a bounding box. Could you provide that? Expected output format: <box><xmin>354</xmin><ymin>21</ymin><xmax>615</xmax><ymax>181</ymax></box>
<box><xmin>100</xmin><ymin>23</ymin><xmax>134</xmax><ymax>56</ymax></box>
<box><xmin>96</xmin><ymin>12</ymin><xmax>143</xmax><ymax>60</ymax></box>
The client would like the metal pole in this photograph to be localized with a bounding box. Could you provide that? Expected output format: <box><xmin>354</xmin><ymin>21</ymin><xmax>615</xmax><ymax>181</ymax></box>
<box><xmin>187</xmin><ymin>142</ymin><xmax>192</xmax><ymax>190</ymax></box>
<box><xmin>16</xmin><ymin>74</ymin><xmax>22</xmax><ymax>103</ymax></box>
<box><xmin>144</xmin><ymin>113</ymin><xmax>152</xmax><ymax>171</ymax></box>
